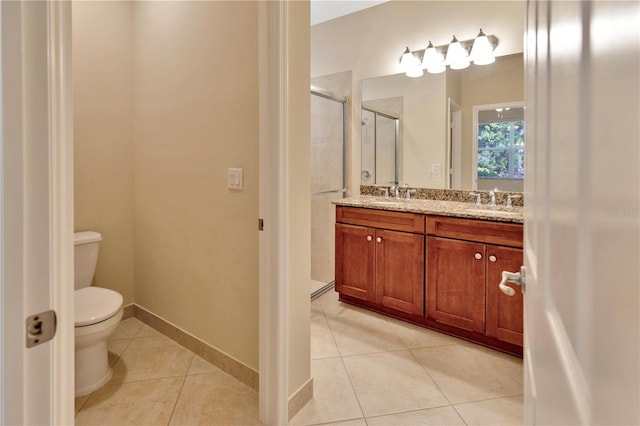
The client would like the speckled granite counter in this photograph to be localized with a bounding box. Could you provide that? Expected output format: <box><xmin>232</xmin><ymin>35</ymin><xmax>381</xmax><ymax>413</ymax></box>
<box><xmin>333</xmin><ymin>195</ymin><xmax>524</xmax><ymax>224</ymax></box>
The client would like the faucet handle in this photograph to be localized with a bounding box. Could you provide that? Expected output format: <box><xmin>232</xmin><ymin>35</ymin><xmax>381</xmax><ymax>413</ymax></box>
<box><xmin>469</xmin><ymin>192</ymin><xmax>482</xmax><ymax>206</ymax></box>
<box><xmin>405</xmin><ymin>189</ymin><xmax>416</xmax><ymax>200</ymax></box>
<box><xmin>380</xmin><ymin>187</ymin><xmax>390</xmax><ymax>199</ymax></box>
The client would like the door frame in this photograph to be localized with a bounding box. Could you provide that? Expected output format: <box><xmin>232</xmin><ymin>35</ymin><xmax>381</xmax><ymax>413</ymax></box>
<box><xmin>0</xmin><ymin>1</ymin><xmax>74</xmax><ymax>424</ymax></box>
<box><xmin>1</xmin><ymin>2</ymin><xmax>294</xmax><ymax>424</ymax></box>
<box><xmin>258</xmin><ymin>1</ymin><xmax>290</xmax><ymax>424</ymax></box>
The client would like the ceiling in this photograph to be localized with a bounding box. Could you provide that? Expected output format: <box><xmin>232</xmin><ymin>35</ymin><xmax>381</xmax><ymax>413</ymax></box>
<box><xmin>311</xmin><ymin>0</ymin><xmax>389</xmax><ymax>26</ymax></box>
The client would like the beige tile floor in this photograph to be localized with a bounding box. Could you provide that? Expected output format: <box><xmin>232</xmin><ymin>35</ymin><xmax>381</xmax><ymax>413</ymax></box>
<box><xmin>75</xmin><ymin>291</ymin><xmax>523</xmax><ymax>425</ymax></box>
<box><xmin>74</xmin><ymin>318</ymin><xmax>260</xmax><ymax>425</ymax></box>
<box><xmin>291</xmin><ymin>291</ymin><xmax>524</xmax><ymax>426</ymax></box>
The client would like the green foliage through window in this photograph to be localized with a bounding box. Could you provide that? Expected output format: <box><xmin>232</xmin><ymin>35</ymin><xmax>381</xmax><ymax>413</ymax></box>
<box><xmin>478</xmin><ymin>120</ymin><xmax>525</xmax><ymax>179</ymax></box>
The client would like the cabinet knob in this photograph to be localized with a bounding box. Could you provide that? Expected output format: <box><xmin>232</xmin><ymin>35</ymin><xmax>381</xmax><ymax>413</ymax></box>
<box><xmin>489</xmin><ymin>255</ymin><xmax>497</xmax><ymax>262</ymax></box>
<box><xmin>367</xmin><ymin>235</ymin><xmax>373</xmax><ymax>241</ymax></box>
<box><xmin>474</xmin><ymin>253</ymin><xmax>482</xmax><ymax>260</ymax></box>
<box><xmin>376</xmin><ymin>237</ymin><xmax>382</xmax><ymax>243</ymax></box>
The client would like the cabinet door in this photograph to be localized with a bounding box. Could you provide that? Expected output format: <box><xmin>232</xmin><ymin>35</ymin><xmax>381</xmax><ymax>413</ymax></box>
<box><xmin>426</xmin><ymin>237</ymin><xmax>485</xmax><ymax>332</ymax></box>
<box><xmin>485</xmin><ymin>245</ymin><xmax>524</xmax><ymax>346</ymax></box>
<box><xmin>375</xmin><ymin>229</ymin><xmax>424</xmax><ymax>315</ymax></box>
<box><xmin>335</xmin><ymin>223</ymin><xmax>375</xmax><ymax>302</ymax></box>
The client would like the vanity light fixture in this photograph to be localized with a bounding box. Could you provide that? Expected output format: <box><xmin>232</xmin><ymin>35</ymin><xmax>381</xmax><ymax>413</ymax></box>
<box><xmin>401</xmin><ymin>46</ymin><xmax>424</xmax><ymax>78</ymax></box>
<box><xmin>422</xmin><ymin>41</ymin><xmax>446</xmax><ymax>74</ymax></box>
<box><xmin>470</xmin><ymin>29</ymin><xmax>495</xmax><ymax>65</ymax></box>
<box><xmin>445</xmin><ymin>35</ymin><xmax>470</xmax><ymax>70</ymax></box>
<box><xmin>400</xmin><ymin>30</ymin><xmax>498</xmax><ymax>77</ymax></box>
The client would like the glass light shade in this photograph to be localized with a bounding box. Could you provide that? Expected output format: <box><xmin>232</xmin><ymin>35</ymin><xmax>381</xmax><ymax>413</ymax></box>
<box><xmin>400</xmin><ymin>47</ymin><xmax>415</xmax><ymax>69</ymax></box>
<box><xmin>427</xmin><ymin>63</ymin><xmax>446</xmax><ymax>74</ymax></box>
<box><xmin>445</xmin><ymin>36</ymin><xmax>470</xmax><ymax>70</ymax></box>
<box><xmin>470</xmin><ymin>30</ymin><xmax>495</xmax><ymax>65</ymax></box>
<box><xmin>406</xmin><ymin>63</ymin><xmax>424</xmax><ymax>78</ymax></box>
<box><xmin>422</xmin><ymin>42</ymin><xmax>446</xmax><ymax>74</ymax></box>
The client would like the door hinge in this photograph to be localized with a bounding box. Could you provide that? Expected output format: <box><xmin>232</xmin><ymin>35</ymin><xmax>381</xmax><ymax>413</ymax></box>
<box><xmin>26</xmin><ymin>309</ymin><xmax>57</xmax><ymax>348</ymax></box>
<box><xmin>258</xmin><ymin>218</ymin><xmax>264</xmax><ymax>231</ymax></box>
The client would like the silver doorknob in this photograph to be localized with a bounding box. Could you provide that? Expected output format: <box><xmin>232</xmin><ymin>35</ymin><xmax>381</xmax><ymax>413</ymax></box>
<box><xmin>367</xmin><ymin>235</ymin><xmax>373</xmax><ymax>241</ymax></box>
<box><xmin>499</xmin><ymin>266</ymin><xmax>526</xmax><ymax>296</ymax></box>
<box><xmin>376</xmin><ymin>237</ymin><xmax>382</xmax><ymax>243</ymax></box>
<box><xmin>474</xmin><ymin>253</ymin><xmax>482</xmax><ymax>260</ymax></box>
<box><xmin>489</xmin><ymin>255</ymin><xmax>497</xmax><ymax>262</ymax></box>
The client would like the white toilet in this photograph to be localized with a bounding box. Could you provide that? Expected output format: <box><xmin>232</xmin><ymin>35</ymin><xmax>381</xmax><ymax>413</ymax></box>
<box><xmin>74</xmin><ymin>231</ymin><xmax>123</xmax><ymax>397</ymax></box>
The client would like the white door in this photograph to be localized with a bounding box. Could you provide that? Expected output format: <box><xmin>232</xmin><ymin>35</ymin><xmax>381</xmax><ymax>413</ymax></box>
<box><xmin>1</xmin><ymin>1</ymin><xmax>74</xmax><ymax>424</ymax></box>
<box><xmin>523</xmin><ymin>1</ymin><xmax>639</xmax><ymax>424</ymax></box>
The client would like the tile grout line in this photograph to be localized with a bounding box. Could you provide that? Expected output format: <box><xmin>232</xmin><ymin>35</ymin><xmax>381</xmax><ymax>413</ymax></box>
<box><xmin>166</xmin><ymin>352</ymin><xmax>196</xmax><ymax>426</ymax></box>
<box><xmin>322</xmin><ymin>299</ymin><xmax>367</xmax><ymax>423</ymax></box>
<box><xmin>336</xmin><ymin>354</ymin><xmax>367</xmax><ymax>423</ymax></box>
<box><xmin>451</xmin><ymin>403</ymin><xmax>471</xmax><ymax>426</ymax></box>
<box><xmin>76</xmin><ymin>335</ymin><xmax>135</xmax><ymax>417</ymax></box>
<box><xmin>407</xmin><ymin>346</ymin><xmax>456</xmax><ymax>407</ymax></box>
<box><xmin>452</xmin><ymin>392</ymin><xmax>526</xmax><ymax>407</ymax></box>
<box><xmin>363</xmin><ymin>404</ymin><xmax>459</xmax><ymax>424</ymax></box>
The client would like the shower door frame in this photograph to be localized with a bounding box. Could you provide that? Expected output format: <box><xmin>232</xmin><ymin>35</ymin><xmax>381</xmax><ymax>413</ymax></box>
<box><xmin>361</xmin><ymin>107</ymin><xmax>399</xmax><ymax>185</ymax></box>
<box><xmin>310</xmin><ymin>89</ymin><xmax>346</xmax><ymax>296</ymax></box>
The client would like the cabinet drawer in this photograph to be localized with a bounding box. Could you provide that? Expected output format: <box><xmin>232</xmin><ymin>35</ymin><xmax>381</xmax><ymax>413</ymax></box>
<box><xmin>427</xmin><ymin>215</ymin><xmax>523</xmax><ymax>248</ymax></box>
<box><xmin>336</xmin><ymin>206</ymin><xmax>425</xmax><ymax>234</ymax></box>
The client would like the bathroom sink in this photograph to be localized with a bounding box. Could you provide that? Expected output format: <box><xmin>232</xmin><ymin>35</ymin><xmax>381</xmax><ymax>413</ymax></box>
<box><xmin>468</xmin><ymin>208</ymin><xmax>520</xmax><ymax>217</ymax></box>
<box><xmin>370</xmin><ymin>199</ymin><xmax>408</xmax><ymax>207</ymax></box>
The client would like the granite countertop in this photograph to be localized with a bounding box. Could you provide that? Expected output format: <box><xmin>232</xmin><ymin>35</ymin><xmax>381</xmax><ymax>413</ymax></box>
<box><xmin>333</xmin><ymin>195</ymin><xmax>524</xmax><ymax>224</ymax></box>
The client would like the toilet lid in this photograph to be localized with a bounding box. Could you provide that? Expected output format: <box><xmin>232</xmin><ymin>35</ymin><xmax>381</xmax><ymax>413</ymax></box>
<box><xmin>75</xmin><ymin>287</ymin><xmax>123</xmax><ymax>326</ymax></box>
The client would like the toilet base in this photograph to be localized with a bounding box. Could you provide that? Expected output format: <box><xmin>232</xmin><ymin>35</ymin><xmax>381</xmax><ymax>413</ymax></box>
<box><xmin>75</xmin><ymin>339</ymin><xmax>113</xmax><ymax>397</ymax></box>
<box><xmin>75</xmin><ymin>308</ymin><xmax>123</xmax><ymax>397</ymax></box>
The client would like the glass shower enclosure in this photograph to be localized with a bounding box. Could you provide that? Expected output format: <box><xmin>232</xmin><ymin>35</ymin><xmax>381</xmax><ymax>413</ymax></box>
<box><xmin>361</xmin><ymin>108</ymin><xmax>399</xmax><ymax>185</ymax></box>
<box><xmin>310</xmin><ymin>90</ymin><xmax>346</xmax><ymax>297</ymax></box>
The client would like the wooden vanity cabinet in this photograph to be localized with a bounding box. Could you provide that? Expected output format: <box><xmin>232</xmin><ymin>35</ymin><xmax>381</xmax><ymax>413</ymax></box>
<box><xmin>335</xmin><ymin>206</ymin><xmax>524</xmax><ymax>355</ymax></box>
<box><xmin>335</xmin><ymin>207</ymin><xmax>424</xmax><ymax>316</ymax></box>
<box><xmin>426</xmin><ymin>237</ymin><xmax>486</xmax><ymax>333</ymax></box>
<box><xmin>334</xmin><ymin>223</ymin><xmax>376</xmax><ymax>302</ymax></box>
<box><xmin>426</xmin><ymin>216</ymin><xmax>524</xmax><ymax>347</ymax></box>
<box><xmin>485</xmin><ymin>245</ymin><xmax>524</xmax><ymax>346</ymax></box>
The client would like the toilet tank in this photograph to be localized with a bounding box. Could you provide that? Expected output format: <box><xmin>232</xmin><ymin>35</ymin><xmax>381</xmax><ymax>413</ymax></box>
<box><xmin>74</xmin><ymin>231</ymin><xmax>102</xmax><ymax>290</ymax></box>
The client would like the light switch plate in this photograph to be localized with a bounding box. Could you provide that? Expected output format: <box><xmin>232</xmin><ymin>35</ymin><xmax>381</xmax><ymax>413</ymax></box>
<box><xmin>430</xmin><ymin>163</ymin><xmax>442</xmax><ymax>180</ymax></box>
<box><xmin>228</xmin><ymin>168</ymin><xmax>243</xmax><ymax>190</ymax></box>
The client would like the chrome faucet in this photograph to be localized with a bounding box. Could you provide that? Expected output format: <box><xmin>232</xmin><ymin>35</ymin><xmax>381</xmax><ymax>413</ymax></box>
<box><xmin>469</xmin><ymin>192</ymin><xmax>482</xmax><ymax>206</ymax></box>
<box><xmin>389</xmin><ymin>184</ymin><xmax>400</xmax><ymax>199</ymax></box>
<box><xmin>489</xmin><ymin>189</ymin><xmax>497</xmax><ymax>206</ymax></box>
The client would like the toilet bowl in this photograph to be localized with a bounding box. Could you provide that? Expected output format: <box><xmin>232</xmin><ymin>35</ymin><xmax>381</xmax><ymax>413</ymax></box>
<box><xmin>74</xmin><ymin>231</ymin><xmax>123</xmax><ymax>397</ymax></box>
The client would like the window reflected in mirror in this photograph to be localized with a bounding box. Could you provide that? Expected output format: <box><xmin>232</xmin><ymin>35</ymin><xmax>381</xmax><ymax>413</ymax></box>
<box><xmin>474</xmin><ymin>105</ymin><xmax>524</xmax><ymax>191</ymax></box>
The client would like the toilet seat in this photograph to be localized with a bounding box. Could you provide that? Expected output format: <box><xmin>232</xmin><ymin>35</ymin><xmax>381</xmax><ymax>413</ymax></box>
<box><xmin>75</xmin><ymin>287</ymin><xmax>123</xmax><ymax>327</ymax></box>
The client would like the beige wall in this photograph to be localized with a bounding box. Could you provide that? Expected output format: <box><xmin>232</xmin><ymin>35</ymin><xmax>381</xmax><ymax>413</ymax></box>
<box><xmin>73</xmin><ymin>0</ymin><xmax>311</xmax><ymax>395</ymax></box>
<box><xmin>311</xmin><ymin>0</ymin><xmax>525</xmax><ymax>193</ymax></box>
<box><xmin>460</xmin><ymin>54</ymin><xmax>524</xmax><ymax>189</ymax></box>
<box><xmin>72</xmin><ymin>1</ymin><xmax>135</xmax><ymax>304</ymax></box>
<box><xmin>132</xmin><ymin>1</ymin><xmax>259</xmax><ymax>370</ymax></box>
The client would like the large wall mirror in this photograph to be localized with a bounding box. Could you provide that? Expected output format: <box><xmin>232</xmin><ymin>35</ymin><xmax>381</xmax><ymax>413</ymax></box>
<box><xmin>361</xmin><ymin>53</ymin><xmax>524</xmax><ymax>191</ymax></box>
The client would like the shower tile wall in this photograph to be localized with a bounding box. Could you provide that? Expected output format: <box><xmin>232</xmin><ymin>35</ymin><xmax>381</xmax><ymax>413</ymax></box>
<box><xmin>311</xmin><ymin>94</ymin><xmax>344</xmax><ymax>285</ymax></box>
